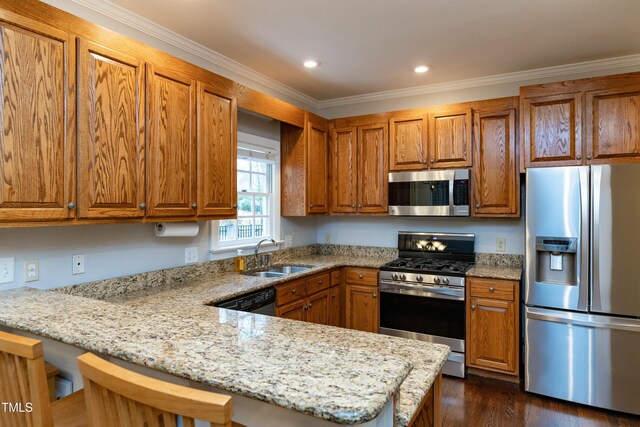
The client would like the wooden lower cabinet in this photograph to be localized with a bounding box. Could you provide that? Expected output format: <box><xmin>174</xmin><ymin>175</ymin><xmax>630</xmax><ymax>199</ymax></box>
<box><xmin>344</xmin><ymin>267</ymin><xmax>379</xmax><ymax>333</ymax></box>
<box><xmin>306</xmin><ymin>290</ymin><xmax>329</xmax><ymax>325</ymax></box>
<box><xmin>466</xmin><ymin>277</ymin><xmax>519</xmax><ymax>376</ymax></box>
<box><xmin>276</xmin><ymin>298</ymin><xmax>306</xmax><ymax>321</ymax></box>
<box><xmin>275</xmin><ymin>271</ymin><xmax>333</xmax><ymax>325</ymax></box>
<box><xmin>327</xmin><ymin>285</ymin><xmax>341</xmax><ymax>327</ymax></box>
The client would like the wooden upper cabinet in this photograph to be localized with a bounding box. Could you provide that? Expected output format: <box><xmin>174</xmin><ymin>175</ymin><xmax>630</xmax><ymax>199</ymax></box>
<box><xmin>0</xmin><ymin>15</ymin><xmax>75</xmax><ymax>222</ymax></box>
<box><xmin>429</xmin><ymin>108</ymin><xmax>472</xmax><ymax>168</ymax></box>
<box><xmin>357</xmin><ymin>124</ymin><xmax>388</xmax><ymax>214</ymax></box>
<box><xmin>331</xmin><ymin>127</ymin><xmax>357</xmax><ymax>213</ymax></box>
<box><xmin>77</xmin><ymin>39</ymin><xmax>145</xmax><ymax>219</ymax></box>
<box><xmin>586</xmin><ymin>87</ymin><xmax>640</xmax><ymax>163</ymax></box>
<box><xmin>196</xmin><ymin>82</ymin><xmax>237</xmax><ymax>217</ymax></box>
<box><xmin>306</xmin><ymin>119</ymin><xmax>329</xmax><ymax>214</ymax></box>
<box><xmin>473</xmin><ymin>109</ymin><xmax>518</xmax><ymax>216</ymax></box>
<box><xmin>522</xmin><ymin>93</ymin><xmax>583</xmax><ymax>167</ymax></box>
<box><xmin>146</xmin><ymin>64</ymin><xmax>197</xmax><ymax>218</ymax></box>
<box><xmin>389</xmin><ymin>117</ymin><xmax>428</xmax><ymax>171</ymax></box>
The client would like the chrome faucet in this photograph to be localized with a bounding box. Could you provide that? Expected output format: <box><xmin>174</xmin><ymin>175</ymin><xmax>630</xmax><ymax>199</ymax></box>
<box><xmin>254</xmin><ymin>238</ymin><xmax>278</xmax><ymax>268</ymax></box>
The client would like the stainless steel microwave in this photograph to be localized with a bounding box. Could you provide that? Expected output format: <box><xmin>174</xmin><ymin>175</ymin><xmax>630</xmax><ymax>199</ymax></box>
<box><xmin>388</xmin><ymin>169</ymin><xmax>470</xmax><ymax>216</ymax></box>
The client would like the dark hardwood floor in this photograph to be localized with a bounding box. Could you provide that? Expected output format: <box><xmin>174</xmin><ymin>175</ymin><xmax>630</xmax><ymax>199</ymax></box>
<box><xmin>442</xmin><ymin>375</ymin><xmax>640</xmax><ymax>427</ymax></box>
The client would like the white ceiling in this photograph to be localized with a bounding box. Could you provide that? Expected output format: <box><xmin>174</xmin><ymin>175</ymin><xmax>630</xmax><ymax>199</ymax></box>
<box><xmin>103</xmin><ymin>0</ymin><xmax>640</xmax><ymax>101</ymax></box>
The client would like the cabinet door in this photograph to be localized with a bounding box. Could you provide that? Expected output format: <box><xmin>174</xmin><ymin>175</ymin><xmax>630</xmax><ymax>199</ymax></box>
<box><xmin>275</xmin><ymin>299</ymin><xmax>306</xmax><ymax>322</ymax></box>
<box><xmin>331</xmin><ymin>127</ymin><xmax>357</xmax><ymax>213</ymax></box>
<box><xmin>523</xmin><ymin>93</ymin><xmax>583</xmax><ymax>167</ymax></box>
<box><xmin>306</xmin><ymin>290</ymin><xmax>329</xmax><ymax>325</ymax></box>
<box><xmin>468</xmin><ymin>297</ymin><xmax>517</xmax><ymax>374</ymax></box>
<box><xmin>357</xmin><ymin>123</ymin><xmax>388</xmax><ymax>214</ymax></box>
<box><xmin>197</xmin><ymin>82</ymin><xmax>237</xmax><ymax>217</ymax></box>
<box><xmin>0</xmin><ymin>16</ymin><xmax>75</xmax><ymax>221</ymax></box>
<box><xmin>328</xmin><ymin>286</ymin><xmax>342</xmax><ymax>327</ymax></box>
<box><xmin>473</xmin><ymin>109</ymin><xmax>518</xmax><ymax>216</ymax></box>
<box><xmin>345</xmin><ymin>284</ymin><xmax>379</xmax><ymax>333</ymax></box>
<box><xmin>78</xmin><ymin>40</ymin><xmax>144</xmax><ymax>219</ymax></box>
<box><xmin>429</xmin><ymin>108</ymin><xmax>472</xmax><ymax>168</ymax></box>
<box><xmin>586</xmin><ymin>87</ymin><xmax>640</xmax><ymax>163</ymax></box>
<box><xmin>306</xmin><ymin>120</ymin><xmax>329</xmax><ymax>214</ymax></box>
<box><xmin>146</xmin><ymin>64</ymin><xmax>197</xmax><ymax>217</ymax></box>
<box><xmin>389</xmin><ymin>117</ymin><xmax>428</xmax><ymax>171</ymax></box>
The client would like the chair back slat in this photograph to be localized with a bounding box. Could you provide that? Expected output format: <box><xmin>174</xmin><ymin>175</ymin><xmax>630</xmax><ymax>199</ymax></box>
<box><xmin>0</xmin><ymin>331</ymin><xmax>53</xmax><ymax>427</ymax></box>
<box><xmin>78</xmin><ymin>353</ymin><xmax>235</xmax><ymax>427</ymax></box>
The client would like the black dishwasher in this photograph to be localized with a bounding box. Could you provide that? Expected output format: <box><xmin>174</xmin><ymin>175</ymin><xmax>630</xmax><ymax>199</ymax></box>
<box><xmin>211</xmin><ymin>287</ymin><xmax>276</xmax><ymax>316</ymax></box>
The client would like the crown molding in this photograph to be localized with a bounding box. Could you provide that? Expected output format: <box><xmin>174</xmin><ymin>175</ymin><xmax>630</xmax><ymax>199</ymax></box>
<box><xmin>317</xmin><ymin>54</ymin><xmax>640</xmax><ymax>109</ymax></box>
<box><xmin>69</xmin><ymin>0</ymin><xmax>318</xmax><ymax>109</ymax></box>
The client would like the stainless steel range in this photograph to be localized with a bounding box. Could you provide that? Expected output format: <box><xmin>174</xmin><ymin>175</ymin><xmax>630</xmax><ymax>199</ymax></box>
<box><xmin>379</xmin><ymin>231</ymin><xmax>475</xmax><ymax>378</ymax></box>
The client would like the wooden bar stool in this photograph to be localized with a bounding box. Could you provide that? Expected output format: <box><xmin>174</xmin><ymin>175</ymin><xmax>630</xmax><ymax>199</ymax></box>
<box><xmin>0</xmin><ymin>330</ymin><xmax>87</xmax><ymax>427</ymax></box>
<box><xmin>77</xmin><ymin>353</ymin><xmax>245</xmax><ymax>427</ymax></box>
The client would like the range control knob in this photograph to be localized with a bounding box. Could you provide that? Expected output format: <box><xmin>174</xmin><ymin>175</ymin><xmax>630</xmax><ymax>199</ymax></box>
<box><xmin>400</xmin><ymin>274</ymin><xmax>407</xmax><ymax>281</ymax></box>
<box><xmin>416</xmin><ymin>275</ymin><xmax>423</xmax><ymax>282</ymax></box>
<box><xmin>392</xmin><ymin>273</ymin><xmax>398</xmax><ymax>280</ymax></box>
<box><xmin>442</xmin><ymin>277</ymin><xmax>450</xmax><ymax>285</ymax></box>
<box><xmin>433</xmin><ymin>277</ymin><xmax>441</xmax><ymax>284</ymax></box>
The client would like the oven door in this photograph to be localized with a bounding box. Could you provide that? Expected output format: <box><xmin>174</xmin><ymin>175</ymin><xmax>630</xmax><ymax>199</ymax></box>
<box><xmin>379</xmin><ymin>282</ymin><xmax>465</xmax><ymax>353</ymax></box>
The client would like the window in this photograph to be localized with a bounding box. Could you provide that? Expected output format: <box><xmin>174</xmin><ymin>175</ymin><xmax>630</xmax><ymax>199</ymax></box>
<box><xmin>211</xmin><ymin>132</ymin><xmax>279</xmax><ymax>251</ymax></box>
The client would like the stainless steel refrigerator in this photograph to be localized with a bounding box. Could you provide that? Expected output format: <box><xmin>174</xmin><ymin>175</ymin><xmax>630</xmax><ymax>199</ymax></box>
<box><xmin>525</xmin><ymin>165</ymin><xmax>640</xmax><ymax>416</ymax></box>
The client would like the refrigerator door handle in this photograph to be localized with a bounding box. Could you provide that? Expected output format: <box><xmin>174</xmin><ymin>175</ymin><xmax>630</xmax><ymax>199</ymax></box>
<box><xmin>526</xmin><ymin>307</ymin><xmax>640</xmax><ymax>333</ymax></box>
<box><xmin>578</xmin><ymin>167</ymin><xmax>590</xmax><ymax>311</ymax></box>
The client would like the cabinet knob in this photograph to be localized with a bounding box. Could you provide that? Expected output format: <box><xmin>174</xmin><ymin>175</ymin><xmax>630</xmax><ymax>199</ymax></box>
<box><xmin>67</xmin><ymin>202</ymin><xmax>76</xmax><ymax>209</ymax></box>
<box><xmin>308</xmin><ymin>302</ymin><xmax>313</xmax><ymax>308</ymax></box>
<box><xmin>358</xmin><ymin>274</ymin><xmax>363</xmax><ymax>279</ymax></box>
<box><xmin>587</xmin><ymin>155</ymin><xmax>592</xmax><ymax>160</ymax></box>
<box><xmin>358</xmin><ymin>204</ymin><xmax>362</xmax><ymax>208</ymax></box>
<box><xmin>139</xmin><ymin>203</ymin><xmax>146</xmax><ymax>209</ymax></box>
<box><xmin>232</xmin><ymin>204</ymin><xmax>238</xmax><ymax>209</ymax></box>
<box><xmin>476</xmin><ymin>204</ymin><xmax>480</xmax><ymax>209</ymax></box>
<box><xmin>331</xmin><ymin>294</ymin><xmax>336</xmax><ymax>298</ymax></box>
<box><xmin>192</xmin><ymin>203</ymin><xmax>197</xmax><ymax>209</ymax></box>
<box><xmin>292</xmin><ymin>289</ymin><xmax>296</xmax><ymax>294</ymax></box>
<box><xmin>318</xmin><ymin>280</ymin><xmax>323</xmax><ymax>284</ymax></box>
<box><xmin>576</xmin><ymin>154</ymin><xmax>582</xmax><ymax>160</ymax></box>
<box><xmin>471</xmin><ymin>305</ymin><xmax>476</xmax><ymax>310</ymax></box>
<box><xmin>303</xmin><ymin>304</ymin><xmax>308</xmax><ymax>310</ymax></box>
<box><xmin>351</xmin><ymin>204</ymin><xmax>356</xmax><ymax>208</ymax></box>
<box><xmin>489</xmin><ymin>287</ymin><xmax>495</xmax><ymax>292</ymax></box>
<box><xmin>372</xmin><ymin>293</ymin><xmax>377</xmax><ymax>298</ymax></box>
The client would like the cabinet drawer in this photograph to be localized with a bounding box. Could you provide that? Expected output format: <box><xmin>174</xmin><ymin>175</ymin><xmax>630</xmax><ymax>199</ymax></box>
<box><xmin>306</xmin><ymin>272</ymin><xmax>331</xmax><ymax>295</ymax></box>
<box><xmin>469</xmin><ymin>278</ymin><xmax>516</xmax><ymax>301</ymax></box>
<box><xmin>276</xmin><ymin>279</ymin><xmax>306</xmax><ymax>306</ymax></box>
<box><xmin>345</xmin><ymin>268</ymin><xmax>378</xmax><ymax>286</ymax></box>
<box><xmin>331</xmin><ymin>269</ymin><xmax>341</xmax><ymax>286</ymax></box>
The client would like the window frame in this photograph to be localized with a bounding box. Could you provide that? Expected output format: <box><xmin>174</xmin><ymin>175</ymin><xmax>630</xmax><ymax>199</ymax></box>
<box><xmin>210</xmin><ymin>132</ymin><xmax>281</xmax><ymax>253</ymax></box>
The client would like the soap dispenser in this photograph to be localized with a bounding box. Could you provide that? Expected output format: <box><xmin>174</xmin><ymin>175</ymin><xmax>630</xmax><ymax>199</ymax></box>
<box><xmin>234</xmin><ymin>249</ymin><xmax>245</xmax><ymax>272</ymax></box>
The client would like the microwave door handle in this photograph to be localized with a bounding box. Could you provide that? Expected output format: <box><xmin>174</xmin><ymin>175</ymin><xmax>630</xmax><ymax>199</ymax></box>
<box><xmin>448</xmin><ymin>170</ymin><xmax>455</xmax><ymax>215</ymax></box>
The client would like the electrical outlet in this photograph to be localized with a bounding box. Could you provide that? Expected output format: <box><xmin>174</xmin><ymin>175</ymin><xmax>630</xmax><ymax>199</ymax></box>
<box><xmin>24</xmin><ymin>259</ymin><xmax>39</xmax><ymax>282</ymax></box>
<box><xmin>284</xmin><ymin>235</ymin><xmax>293</xmax><ymax>248</ymax></box>
<box><xmin>185</xmin><ymin>247</ymin><xmax>198</xmax><ymax>264</ymax></box>
<box><xmin>0</xmin><ymin>257</ymin><xmax>15</xmax><ymax>284</ymax></box>
<box><xmin>324</xmin><ymin>232</ymin><xmax>331</xmax><ymax>244</ymax></box>
<box><xmin>72</xmin><ymin>254</ymin><xmax>85</xmax><ymax>275</ymax></box>
<box><xmin>496</xmin><ymin>238</ymin><xmax>506</xmax><ymax>252</ymax></box>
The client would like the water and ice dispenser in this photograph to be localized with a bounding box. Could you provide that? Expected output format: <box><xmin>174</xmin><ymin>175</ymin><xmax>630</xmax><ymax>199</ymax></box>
<box><xmin>534</xmin><ymin>237</ymin><xmax>578</xmax><ymax>285</ymax></box>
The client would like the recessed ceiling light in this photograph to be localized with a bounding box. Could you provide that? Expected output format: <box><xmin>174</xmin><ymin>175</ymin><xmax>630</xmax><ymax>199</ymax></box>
<box><xmin>304</xmin><ymin>60</ymin><xmax>319</xmax><ymax>68</ymax></box>
<box><xmin>414</xmin><ymin>65</ymin><xmax>430</xmax><ymax>73</ymax></box>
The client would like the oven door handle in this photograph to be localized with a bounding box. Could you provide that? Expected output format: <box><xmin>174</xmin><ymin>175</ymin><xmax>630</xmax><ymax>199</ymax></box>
<box><xmin>380</xmin><ymin>282</ymin><xmax>464</xmax><ymax>301</ymax></box>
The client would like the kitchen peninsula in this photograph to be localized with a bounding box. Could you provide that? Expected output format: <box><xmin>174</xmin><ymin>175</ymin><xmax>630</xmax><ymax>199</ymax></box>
<box><xmin>0</xmin><ymin>247</ymin><xmax>449</xmax><ymax>427</ymax></box>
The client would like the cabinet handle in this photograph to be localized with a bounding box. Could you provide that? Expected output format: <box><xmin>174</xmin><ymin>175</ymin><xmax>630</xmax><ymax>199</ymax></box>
<box><xmin>331</xmin><ymin>294</ymin><xmax>336</xmax><ymax>298</ymax></box>
<box><xmin>358</xmin><ymin>274</ymin><xmax>363</xmax><ymax>279</ymax></box>
<box><xmin>139</xmin><ymin>203</ymin><xmax>146</xmax><ymax>209</ymax></box>
<box><xmin>372</xmin><ymin>293</ymin><xmax>377</xmax><ymax>298</ymax></box>
<box><xmin>191</xmin><ymin>203</ymin><xmax>197</xmax><ymax>209</ymax></box>
<box><xmin>471</xmin><ymin>305</ymin><xmax>476</xmax><ymax>310</ymax></box>
<box><xmin>587</xmin><ymin>155</ymin><xmax>592</xmax><ymax>160</ymax></box>
<box><xmin>67</xmin><ymin>202</ymin><xmax>76</xmax><ymax>209</ymax></box>
<box><xmin>576</xmin><ymin>154</ymin><xmax>582</xmax><ymax>160</ymax></box>
<box><xmin>489</xmin><ymin>287</ymin><xmax>495</xmax><ymax>292</ymax></box>
<box><xmin>292</xmin><ymin>289</ymin><xmax>296</xmax><ymax>294</ymax></box>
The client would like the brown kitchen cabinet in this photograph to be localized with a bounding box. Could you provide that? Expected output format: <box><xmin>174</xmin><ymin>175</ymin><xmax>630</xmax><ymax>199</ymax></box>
<box><xmin>196</xmin><ymin>82</ymin><xmax>238</xmax><ymax>217</ymax></box>
<box><xmin>344</xmin><ymin>268</ymin><xmax>379</xmax><ymax>333</ymax></box>
<box><xmin>328</xmin><ymin>285</ymin><xmax>342</xmax><ymax>327</ymax></box>
<box><xmin>331</xmin><ymin>123</ymin><xmax>388</xmax><ymax>214</ymax></box>
<box><xmin>275</xmin><ymin>271</ymin><xmax>332</xmax><ymax>325</ymax></box>
<box><xmin>146</xmin><ymin>64</ymin><xmax>197</xmax><ymax>218</ymax></box>
<box><xmin>389</xmin><ymin>108</ymin><xmax>472</xmax><ymax>172</ymax></box>
<box><xmin>466</xmin><ymin>277</ymin><xmax>519</xmax><ymax>377</ymax></box>
<box><xmin>0</xmin><ymin>14</ymin><xmax>76</xmax><ymax>222</ymax></box>
<box><xmin>521</xmin><ymin>71</ymin><xmax>640</xmax><ymax>168</ymax></box>
<box><xmin>473</xmin><ymin>104</ymin><xmax>519</xmax><ymax>217</ymax></box>
<box><xmin>281</xmin><ymin>113</ymin><xmax>330</xmax><ymax>216</ymax></box>
<box><xmin>77</xmin><ymin>39</ymin><xmax>145</xmax><ymax>219</ymax></box>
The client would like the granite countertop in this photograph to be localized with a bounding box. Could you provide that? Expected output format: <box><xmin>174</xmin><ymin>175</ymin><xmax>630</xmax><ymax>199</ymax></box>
<box><xmin>0</xmin><ymin>250</ymin><xmax>449</xmax><ymax>427</ymax></box>
<box><xmin>466</xmin><ymin>265</ymin><xmax>522</xmax><ymax>281</ymax></box>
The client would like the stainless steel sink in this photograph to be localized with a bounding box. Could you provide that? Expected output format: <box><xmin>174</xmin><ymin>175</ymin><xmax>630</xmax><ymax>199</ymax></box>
<box><xmin>244</xmin><ymin>265</ymin><xmax>312</xmax><ymax>277</ymax></box>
